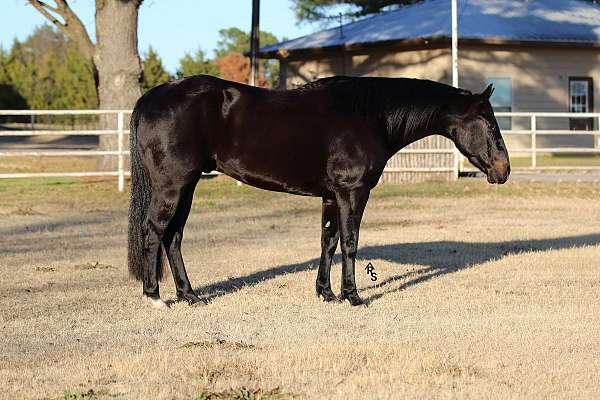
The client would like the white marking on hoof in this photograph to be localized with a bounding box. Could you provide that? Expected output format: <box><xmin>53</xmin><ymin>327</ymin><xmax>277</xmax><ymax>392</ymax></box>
<box><xmin>325</xmin><ymin>221</ymin><xmax>330</xmax><ymax>228</ymax></box>
<box><xmin>144</xmin><ymin>296</ymin><xmax>169</xmax><ymax>309</ymax></box>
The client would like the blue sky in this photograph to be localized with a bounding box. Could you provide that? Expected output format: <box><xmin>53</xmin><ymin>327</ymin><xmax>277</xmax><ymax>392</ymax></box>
<box><xmin>1</xmin><ymin>0</ymin><xmax>317</xmax><ymax>73</ymax></box>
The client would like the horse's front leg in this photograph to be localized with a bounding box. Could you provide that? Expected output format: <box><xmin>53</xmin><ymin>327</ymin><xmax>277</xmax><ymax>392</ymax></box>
<box><xmin>316</xmin><ymin>197</ymin><xmax>340</xmax><ymax>302</ymax></box>
<box><xmin>335</xmin><ymin>188</ymin><xmax>370</xmax><ymax>306</ymax></box>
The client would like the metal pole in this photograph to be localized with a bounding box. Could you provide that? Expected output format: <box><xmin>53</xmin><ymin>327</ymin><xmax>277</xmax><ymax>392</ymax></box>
<box><xmin>249</xmin><ymin>0</ymin><xmax>260</xmax><ymax>86</ymax></box>
<box><xmin>451</xmin><ymin>0</ymin><xmax>458</xmax><ymax>88</ymax></box>
<box><xmin>117</xmin><ymin>112</ymin><xmax>125</xmax><ymax>192</ymax></box>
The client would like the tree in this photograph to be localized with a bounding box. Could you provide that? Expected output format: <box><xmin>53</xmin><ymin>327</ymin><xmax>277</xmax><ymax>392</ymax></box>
<box><xmin>292</xmin><ymin>0</ymin><xmax>423</xmax><ymax>24</ymax></box>
<box><xmin>28</xmin><ymin>0</ymin><xmax>144</xmax><ymax>169</ymax></box>
<box><xmin>0</xmin><ymin>47</ymin><xmax>29</xmax><ymax>118</ymax></box>
<box><xmin>215</xmin><ymin>27</ymin><xmax>279</xmax><ymax>58</ymax></box>
<box><xmin>0</xmin><ymin>83</ymin><xmax>28</xmax><ymax>110</ymax></box>
<box><xmin>0</xmin><ymin>47</ymin><xmax>28</xmax><ymax>111</ymax></box>
<box><xmin>215</xmin><ymin>52</ymin><xmax>267</xmax><ymax>86</ymax></box>
<box><xmin>0</xmin><ymin>26</ymin><xmax>97</xmax><ymax>111</ymax></box>
<box><xmin>176</xmin><ymin>49</ymin><xmax>220</xmax><ymax>78</ymax></box>
<box><xmin>1</xmin><ymin>40</ymin><xmax>36</xmax><ymax>109</ymax></box>
<box><xmin>53</xmin><ymin>47</ymin><xmax>98</xmax><ymax>110</ymax></box>
<box><xmin>142</xmin><ymin>47</ymin><xmax>171</xmax><ymax>91</ymax></box>
<box><xmin>215</xmin><ymin>27</ymin><xmax>280</xmax><ymax>87</ymax></box>
<box><xmin>21</xmin><ymin>24</ymin><xmax>70</xmax><ymax>64</ymax></box>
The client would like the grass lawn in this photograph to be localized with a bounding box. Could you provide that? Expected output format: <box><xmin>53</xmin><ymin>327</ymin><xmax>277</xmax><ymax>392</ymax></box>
<box><xmin>510</xmin><ymin>154</ymin><xmax>600</xmax><ymax>168</ymax></box>
<box><xmin>0</xmin><ymin>156</ymin><xmax>97</xmax><ymax>174</ymax></box>
<box><xmin>1</xmin><ymin>176</ymin><xmax>599</xmax><ymax>399</ymax></box>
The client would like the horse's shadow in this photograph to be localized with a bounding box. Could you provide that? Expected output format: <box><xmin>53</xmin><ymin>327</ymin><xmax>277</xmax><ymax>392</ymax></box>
<box><xmin>193</xmin><ymin>233</ymin><xmax>600</xmax><ymax>304</ymax></box>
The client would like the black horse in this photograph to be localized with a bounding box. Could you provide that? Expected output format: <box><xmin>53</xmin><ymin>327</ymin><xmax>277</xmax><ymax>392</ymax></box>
<box><xmin>127</xmin><ymin>75</ymin><xmax>510</xmax><ymax>307</ymax></box>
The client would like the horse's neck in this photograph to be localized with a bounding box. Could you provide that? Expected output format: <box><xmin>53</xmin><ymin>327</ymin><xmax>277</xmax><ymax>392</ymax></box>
<box><xmin>386</xmin><ymin>115</ymin><xmax>449</xmax><ymax>156</ymax></box>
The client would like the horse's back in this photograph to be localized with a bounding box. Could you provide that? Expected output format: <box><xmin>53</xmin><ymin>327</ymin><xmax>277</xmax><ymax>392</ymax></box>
<box><xmin>133</xmin><ymin>75</ymin><xmax>386</xmax><ymax>196</ymax></box>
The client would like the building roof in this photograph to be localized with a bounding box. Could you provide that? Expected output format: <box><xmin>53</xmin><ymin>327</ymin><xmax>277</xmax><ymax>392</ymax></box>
<box><xmin>259</xmin><ymin>0</ymin><xmax>600</xmax><ymax>57</ymax></box>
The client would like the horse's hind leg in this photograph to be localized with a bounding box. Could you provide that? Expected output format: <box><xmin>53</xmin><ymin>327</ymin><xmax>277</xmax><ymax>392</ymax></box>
<box><xmin>162</xmin><ymin>182</ymin><xmax>202</xmax><ymax>305</ymax></box>
<box><xmin>142</xmin><ymin>185</ymin><xmax>183</xmax><ymax>307</ymax></box>
<box><xmin>316</xmin><ymin>197</ymin><xmax>340</xmax><ymax>302</ymax></box>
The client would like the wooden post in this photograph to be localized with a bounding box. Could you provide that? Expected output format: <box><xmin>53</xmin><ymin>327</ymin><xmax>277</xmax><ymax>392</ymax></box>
<box><xmin>597</xmin><ymin>116</ymin><xmax>600</xmax><ymax>149</ymax></box>
<box><xmin>117</xmin><ymin>112</ymin><xmax>125</xmax><ymax>192</ymax></box>
<box><xmin>531</xmin><ymin>115</ymin><xmax>537</xmax><ymax>169</ymax></box>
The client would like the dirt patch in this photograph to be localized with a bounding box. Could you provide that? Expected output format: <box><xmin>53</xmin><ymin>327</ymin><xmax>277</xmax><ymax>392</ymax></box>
<box><xmin>195</xmin><ymin>387</ymin><xmax>291</xmax><ymax>400</ymax></box>
<box><xmin>72</xmin><ymin>262</ymin><xmax>115</xmax><ymax>271</ymax></box>
<box><xmin>182</xmin><ymin>339</ymin><xmax>259</xmax><ymax>350</ymax></box>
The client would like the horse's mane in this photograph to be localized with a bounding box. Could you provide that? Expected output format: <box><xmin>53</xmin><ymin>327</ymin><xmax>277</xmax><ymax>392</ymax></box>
<box><xmin>295</xmin><ymin>76</ymin><xmax>353</xmax><ymax>92</ymax></box>
<box><xmin>297</xmin><ymin>76</ymin><xmax>459</xmax><ymax>139</ymax></box>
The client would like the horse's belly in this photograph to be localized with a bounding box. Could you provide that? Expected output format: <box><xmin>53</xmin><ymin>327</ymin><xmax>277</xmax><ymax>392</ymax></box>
<box><xmin>216</xmin><ymin>160</ymin><xmax>326</xmax><ymax>197</ymax></box>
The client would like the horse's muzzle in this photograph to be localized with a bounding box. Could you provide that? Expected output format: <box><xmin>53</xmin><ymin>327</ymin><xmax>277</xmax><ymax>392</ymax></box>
<box><xmin>487</xmin><ymin>159</ymin><xmax>510</xmax><ymax>184</ymax></box>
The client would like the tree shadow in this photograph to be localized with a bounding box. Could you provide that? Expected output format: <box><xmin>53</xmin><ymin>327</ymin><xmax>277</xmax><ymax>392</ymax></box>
<box><xmin>0</xmin><ymin>213</ymin><xmax>121</xmax><ymax>256</ymax></box>
<box><xmin>193</xmin><ymin>233</ymin><xmax>600</xmax><ymax>304</ymax></box>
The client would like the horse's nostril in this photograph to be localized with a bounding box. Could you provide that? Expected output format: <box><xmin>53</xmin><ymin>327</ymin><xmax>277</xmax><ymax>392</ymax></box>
<box><xmin>492</xmin><ymin>159</ymin><xmax>509</xmax><ymax>176</ymax></box>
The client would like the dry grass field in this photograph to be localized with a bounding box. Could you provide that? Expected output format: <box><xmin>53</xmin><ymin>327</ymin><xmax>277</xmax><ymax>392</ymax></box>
<box><xmin>1</xmin><ymin>176</ymin><xmax>599</xmax><ymax>399</ymax></box>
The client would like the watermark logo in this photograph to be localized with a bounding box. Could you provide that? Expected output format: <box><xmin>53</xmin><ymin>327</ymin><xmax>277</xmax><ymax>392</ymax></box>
<box><xmin>364</xmin><ymin>262</ymin><xmax>377</xmax><ymax>282</ymax></box>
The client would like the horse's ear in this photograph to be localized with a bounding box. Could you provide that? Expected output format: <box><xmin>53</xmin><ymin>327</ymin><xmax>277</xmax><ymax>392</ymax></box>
<box><xmin>451</xmin><ymin>89</ymin><xmax>478</xmax><ymax>115</ymax></box>
<box><xmin>481</xmin><ymin>84</ymin><xmax>494</xmax><ymax>100</ymax></box>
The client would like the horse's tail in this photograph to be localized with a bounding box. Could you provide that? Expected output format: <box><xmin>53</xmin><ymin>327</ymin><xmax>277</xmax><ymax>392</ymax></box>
<box><xmin>127</xmin><ymin>107</ymin><xmax>156</xmax><ymax>281</ymax></box>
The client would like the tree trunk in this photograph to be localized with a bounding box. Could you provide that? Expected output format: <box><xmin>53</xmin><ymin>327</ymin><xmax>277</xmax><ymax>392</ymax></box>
<box><xmin>94</xmin><ymin>0</ymin><xmax>142</xmax><ymax>170</ymax></box>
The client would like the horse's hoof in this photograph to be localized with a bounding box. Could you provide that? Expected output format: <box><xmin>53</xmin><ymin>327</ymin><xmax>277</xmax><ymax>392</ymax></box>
<box><xmin>341</xmin><ymin>291</ymin><xmax>366</xmax><ymax>307</ymax></box>
<box><xmin>317</xmin><ymin>289</ymin><xmax>337</xmax><ymax>303</ymax></box>
<box><xmin>316</xmin><ymin>286</ymin><xmax>338</xmax><ymax>302</ymax></box>
<box><xmin>177</xmin><ymin>292</ymin><xmax>204</xmax><ymax>306</ymax></box>
<box><xmin>144</xmin><ymin>295</ymin><xmax>169</xmax><ymax>309</ymax></box>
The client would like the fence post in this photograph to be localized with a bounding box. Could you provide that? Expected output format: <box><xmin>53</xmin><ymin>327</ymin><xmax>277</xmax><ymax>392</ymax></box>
<box><xmin>117</xmin><ymin>112</ymin><xmax>125</xmax><ymax>192</ymax></box>
<box><xmin>597</xmin><ymin>116</ymin><xmax>600</xmax><ymax>149</ymax></box>
<box><xmin>531</xmin><ymin>115</ymin><xmax>537</xmax><ymax>169</ymax></box>
<box><xmin>453</xmin><ymin>146</ymin><xmax>460</xmax><ymax>180</ymax></box>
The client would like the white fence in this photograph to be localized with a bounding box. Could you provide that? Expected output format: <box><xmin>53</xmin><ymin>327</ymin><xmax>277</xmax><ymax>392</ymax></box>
<box><xmin>0</xmin><ymin>109</ymin><xmax>131</xmax><ymax>191</ymax></box>
<box><xmin>462</xmin><ymin>111</ymin><xmax>600</xmax><ymax>172</ymax></box>
<box><xmin>1</xmin><ymin>110</ymin><xmax>599</xmax><ymax>191</ymax></box>
<box><xmin>500</xmin><ymin>112</ymin><xmax>600</xmax><ymax>169</ymax></box>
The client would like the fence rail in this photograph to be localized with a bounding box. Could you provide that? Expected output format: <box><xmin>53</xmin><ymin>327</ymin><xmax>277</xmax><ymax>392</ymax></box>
<box><xmin>0</xmin><ymin>109</ymin><xmax>131</xmax><ymax>191</ymax></box>
<box><xmin>490</xmin><ymin>112</ymin><xmax>600</xmax><ymax>171</ymax></box>
<box><xmin>1</xmin><ymin>110</ymin><xmax>600</xmax><ymax>190</ymax></box>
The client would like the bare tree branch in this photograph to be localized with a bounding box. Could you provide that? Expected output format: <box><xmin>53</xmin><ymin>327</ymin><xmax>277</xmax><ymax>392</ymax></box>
<box><xmin>39</xmin><ymin>0</ymin><xmax>58</xmax><ymax>12</ymax></box>
<box><xmin>28</xmin><ymin>1</ymin><xmax>63</xmax><ymax>25</ymax></box>
<box><xmin>27</xmin><ymin>0</ymin><xmax>96</xmax><ymax>61</ymax></box>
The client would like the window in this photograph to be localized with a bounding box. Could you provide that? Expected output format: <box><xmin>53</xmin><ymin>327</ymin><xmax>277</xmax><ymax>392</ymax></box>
<box><xmin>570</xmin><ymin>78</ymin><xmax>592</xmax><ymax>112</ymax></box>
<box><xmin>486</xmin><ymin>77</ymin><xmax>512</xmax><ymax>130</ymax></box>
<box><xmin>569</xmin><ymin>77</ymin><xmax>593</xmax><ymax>130</ymax></box>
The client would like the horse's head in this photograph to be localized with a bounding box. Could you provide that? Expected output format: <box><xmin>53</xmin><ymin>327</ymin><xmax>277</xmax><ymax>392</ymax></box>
<box><xmin>445</xmin><ymin>84</ymin><xmax>510</xmax><ymax>184</ymax></box>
